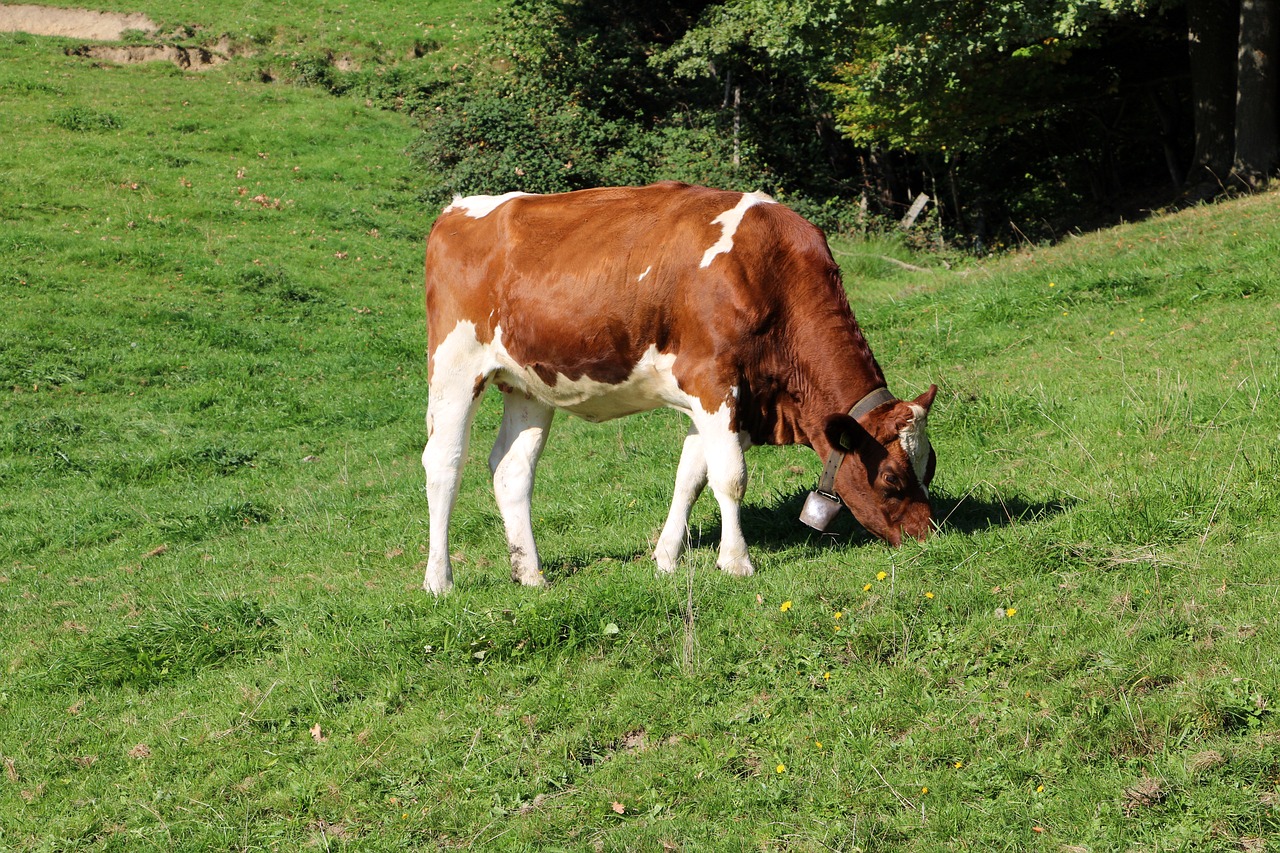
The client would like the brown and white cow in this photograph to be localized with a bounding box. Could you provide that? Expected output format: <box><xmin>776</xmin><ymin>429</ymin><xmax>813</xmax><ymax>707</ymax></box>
<box><xmin>422</xmin><ymin>182</ymin><xmax>936</xmax><ymax>594</ymax></box>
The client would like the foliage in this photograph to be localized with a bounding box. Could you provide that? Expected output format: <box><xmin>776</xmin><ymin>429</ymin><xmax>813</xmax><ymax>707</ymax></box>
<box><xmin>826</xmin><ymin>0</ymin><xmax>1163</xmax><ymax>150</ymax></box>
<box><xmin>634</xmin><ymin>0</ymin><xmax>1187</xmax><ymax>229</ymax></box>
<box><xmin>411</xmin><ymin>0</ymin><xmax>846</xmax><ymax>207</ymax></box>
<box><xmin>412</xmin><ymin>87</ymin><xmax>756</xmax><ymax>200</ymax></box>
<box><xmin>409</xmin><ymin>0</ymin><xmax>1215</xmax><ymax>240</ymax></box>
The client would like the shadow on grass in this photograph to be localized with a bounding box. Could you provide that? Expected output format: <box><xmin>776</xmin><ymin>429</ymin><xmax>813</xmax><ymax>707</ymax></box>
<box><xmin>540</xmin><ymin>549</ymin><xmax>652</xmax><ymax>585</ymax></box>
<box><xmin>930</xmin><ymin>487</ymin><xmax>1073</xmax><ymax>536</ymax></box>
<box><xmin>733</xmin><ymin>487</ymin><xmax>1073</xmax><ymax>551</ymax></box>
<box><xmin>536</xmin><ymin>486</ymin><xmax>1073</xmax><ymax>582</ymax></box>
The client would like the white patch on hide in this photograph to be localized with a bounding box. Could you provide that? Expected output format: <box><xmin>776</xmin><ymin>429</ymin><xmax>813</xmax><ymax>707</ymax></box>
<box><xmin>699</xmin><ymin>191</ymin><xmax>776</xmax><ymax>268</ymax></box>
<box><xmin>444</xmin><ymin>191</ymin><xmax>531</xmax><ymax>219</ymax></box>
<box><xmin>638</xmin><ymin>265</ymin><xmax>652</xmax><ymax>282</ymax></box>
<box><xmin>430</xmin><ymin>320</ymin><xmax>488</xmax><ymax>386</ymax></box>
<box><xmin>427</xmin><ymin>319</ymin><xmax>492</xmax><ymax>439</ymax></box>
<box><xmin>490</xmin><ymin>327</ymin><xmax>687</xmax><ymax>422</ymax></box>
<box><xmin>898</xmin><ymin>403</ymin><xmax>932</xmax><ymax>487</ymax></box>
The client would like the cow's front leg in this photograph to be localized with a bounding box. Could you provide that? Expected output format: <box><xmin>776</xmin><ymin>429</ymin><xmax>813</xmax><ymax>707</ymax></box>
<box><xmin>489</xmin><ymin>391</ymin><xmax>555</xmax><ymax>586</ymax></box>
<box><xmin>691</xmin><ymin>404</ymin><xmax>754</xmax><ymax>577</ymax></box>
<box><xmin>654</xmin><ymin>423</ymin><xmax>708</xmax><ymax>573</ymax></box>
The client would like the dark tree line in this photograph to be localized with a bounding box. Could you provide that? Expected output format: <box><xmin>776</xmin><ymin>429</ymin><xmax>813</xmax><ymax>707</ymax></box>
<box><xmin>413</xmin><ymin>0</ymin><xmax>1279</xmax><ymax>242</ymax></box>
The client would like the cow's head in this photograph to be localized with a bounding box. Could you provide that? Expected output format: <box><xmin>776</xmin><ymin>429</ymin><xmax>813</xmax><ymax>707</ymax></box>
<box><xmin>819</xmin><ymin>385</ymin><xmax>937</xmax><ymax>545</ymax></box>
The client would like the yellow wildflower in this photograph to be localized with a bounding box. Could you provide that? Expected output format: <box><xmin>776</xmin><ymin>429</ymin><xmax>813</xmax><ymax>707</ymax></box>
<box><xmin>779</xmin><ymin>600</ymin><xmax>792</xmax><ymax>612</ymax></box>
<box><xmin>876</xmin><ymin>571</ymin><xmax>887</xmax><ymax>581</ymax></box>
<box><xmin>776</xmin><ymin>763</ymin><xmax>786</xmax><ymax>774</ymax></box>
<box><xmin>925</xmin><ymin>592</ymin><xmax>934</xmax><ymax>599</ymax></box>
<box><xmin>833</xmin><ymin>611</ymin><xmax>843</xmax><ymax>620</ymax></box>
<box><xmin>1006</xmin><ymin>607</ymin><xmax>1017</xmax><ymax>617</ymax></box>
<box><xmin>862</xmin><ymin>583</ymin><xmax>872</xmax><ymax>592</ymax></box>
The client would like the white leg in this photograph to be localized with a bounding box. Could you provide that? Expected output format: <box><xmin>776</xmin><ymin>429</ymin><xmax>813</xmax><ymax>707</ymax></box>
<box><xmin>422</xmin><ymin>385</ymin><xmax>484</xmax><ymax>595</ymax></box>
<box><xmin>690</xmin><ymin>405</ymin><xmax>754</xmax><ymax>577</ymax></box>
<box><xmin>654</xmin><ymin>423</ymin><xmax>708</xmax><ymax>573</ymax></box>
<box><xmin>489</xmin><ymin>391</ymin><xmax>554</xmax><ymax>586</ymax></box>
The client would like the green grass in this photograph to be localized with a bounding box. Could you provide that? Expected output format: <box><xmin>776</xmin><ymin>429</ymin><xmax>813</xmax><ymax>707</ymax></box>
<box><xmin>3</xmin><ymin>10</ymin><xmax>1280</xmax><ymax>850</ymax></box>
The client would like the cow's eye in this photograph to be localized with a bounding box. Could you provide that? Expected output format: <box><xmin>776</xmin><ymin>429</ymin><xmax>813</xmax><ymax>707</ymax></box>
<box><xmin>883</xmin><ymin>472</ymin><xmax>901</xmax><ymax>489</ymax></box>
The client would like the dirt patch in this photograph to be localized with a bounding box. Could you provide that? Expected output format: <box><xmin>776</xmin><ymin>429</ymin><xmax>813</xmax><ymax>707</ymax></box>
<box><xmin>67</xmin><ymin>42</ymin><xmax>229</xmax><ymax>70</ymax></box>
<box><xmin>3</xmin><ymin>5</ymin><xmax>235</xmax><ymax>70</ymax></box>
<box><xmin>0</xmin><ymin>4</ymin><xmax>157</xmax><ymax>40</ymax></box>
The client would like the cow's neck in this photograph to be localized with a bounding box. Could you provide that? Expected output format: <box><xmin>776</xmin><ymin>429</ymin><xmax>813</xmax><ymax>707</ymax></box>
<box><xmin>796</xmin><ymin>312</ymin><xmax>887</xmax><ymax>449</ymax></box>
<box><xmin>739</xmin><ymin>309</ymin><xmax>887</xmax><ymax>450</ymax></box>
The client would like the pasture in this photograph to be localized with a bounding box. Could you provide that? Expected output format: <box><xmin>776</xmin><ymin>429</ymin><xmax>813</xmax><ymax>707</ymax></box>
<box><xmin>2</xmin><ymin>4</ymin><xmax>1279</xmax><ymax>849</ymax></box>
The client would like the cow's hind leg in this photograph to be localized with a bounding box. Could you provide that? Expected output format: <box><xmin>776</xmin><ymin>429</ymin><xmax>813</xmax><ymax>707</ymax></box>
<box><xmin>422</xmin><ymin>387</ymin><xmax>485</xmax><ymax>594</ymax></box>
<box><xmin>422</xmin><ymin>343</ymin><xmax>489</xmax><ymax>595</ymax></box>
<box><xmin>654</xmin><ymin>423</ymin><xmax>708</xmax><ymax>573</ymax></box>
<box><xmin>489</xmin><ymin>391</ymin><xmax>555</xmax><ymax>586</ymax></box>
<box><xmin>690</xmin><ymin>405</ymin><xmax>754</xmax><ymax>577</ymax></box>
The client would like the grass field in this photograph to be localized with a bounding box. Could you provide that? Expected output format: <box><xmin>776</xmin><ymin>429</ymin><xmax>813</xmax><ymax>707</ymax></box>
<box><xmin>2</xmin><ymin>5</ymin><xmax>1280</xmax><ymax>850</ymax></box>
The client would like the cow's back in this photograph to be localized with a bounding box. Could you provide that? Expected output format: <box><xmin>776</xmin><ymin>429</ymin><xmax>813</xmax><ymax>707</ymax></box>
<box><xmin>425</xmin><ymin>182</ymin><xmax>843</xmax><ymax>419</ymax></box>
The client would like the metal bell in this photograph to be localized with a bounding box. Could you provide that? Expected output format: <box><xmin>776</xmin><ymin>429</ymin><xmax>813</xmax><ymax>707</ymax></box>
<box><xmin>799</xmin><ymin>490</ymin><xmax>843</xmax><ymax>531</ymax></box>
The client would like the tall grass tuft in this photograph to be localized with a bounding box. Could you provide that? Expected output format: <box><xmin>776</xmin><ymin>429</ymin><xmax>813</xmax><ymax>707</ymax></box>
<box><xmin>51</xmin><ymin>106</ymin><xmax>123</xmax><ymax>131</ymax></box>
<box><xmin>54</xmin><ymin>598</ymin><xmax>279</xmax><ymax>689</ymax></box>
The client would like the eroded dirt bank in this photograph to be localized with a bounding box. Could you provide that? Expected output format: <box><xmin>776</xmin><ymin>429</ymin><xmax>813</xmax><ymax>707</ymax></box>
<box><xmin>0</xmin><ymin>4</ymin><xmax>158</xmax><ymax>40</ymax></box>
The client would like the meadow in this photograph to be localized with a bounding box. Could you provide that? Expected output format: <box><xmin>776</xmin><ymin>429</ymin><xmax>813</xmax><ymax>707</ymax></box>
<box><xmin>2</xmin><ymin>3</ymin><xmax>1279</xmax><ymax>850</ymax></box>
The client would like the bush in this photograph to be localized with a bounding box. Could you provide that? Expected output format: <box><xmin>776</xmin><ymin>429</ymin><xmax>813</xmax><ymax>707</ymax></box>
<box><xmin>414</xmin><ymin>88</ymin><xmax>772</xmax><ymax>203</ymax></box>
<box><xmin>410</xmin><ymin>0</ymin><xmax>800</xmax><ymax>206</ymax></box>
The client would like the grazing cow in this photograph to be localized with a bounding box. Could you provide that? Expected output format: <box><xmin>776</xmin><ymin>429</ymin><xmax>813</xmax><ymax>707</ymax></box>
<box><xmin>422</xmin><ymin>182</ymin><xmax>937</xmax><ymax>594</ymax></box>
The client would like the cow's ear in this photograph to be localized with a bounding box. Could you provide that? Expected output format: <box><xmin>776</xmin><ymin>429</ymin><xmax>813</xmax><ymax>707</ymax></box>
<box><xmin>913</xmin><ymin>384</ymin><xmax>938</xmax><ymax>413</ymax></box>
<box><xmin>824</xmin><ymin>414</ymin><xmax>874</xmax><ymax>453</ymax></box>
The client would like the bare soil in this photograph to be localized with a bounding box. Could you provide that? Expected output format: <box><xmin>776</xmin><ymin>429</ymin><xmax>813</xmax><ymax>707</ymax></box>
<box><xmin>1</xmin><ymin>5</ymin><xmax>234</xmax><ymax>69</ymax></box>
<box><xmin>0</xmin><ymin>4</ymin><xmax>157</xmax><ymax>40</ymax></box>
<box><xmin>66</xmin><ymin>42</ymin><xmax>229</xmax><ymax>69</ymax></box>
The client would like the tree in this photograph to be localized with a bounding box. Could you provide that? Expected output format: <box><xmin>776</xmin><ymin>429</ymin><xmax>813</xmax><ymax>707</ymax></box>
<box><xmin>1187</xmin><ymin>0</ymin><xmax>1240</xmax><ymax>187</ymax></box>
<box><xmin>413</xmin><ymin>0</ymin><xmax>759</xmax><ymax>200</ymax></box>
<box><xmin>1231</xmin><ymin>0</ymin><xmax>1279</xmax><ymax>187</ymax></box>
<box><xmin>415</xmin><ymin>0</ymin><xmax>1276</xmax><ymax>243</ymax></box>
<box><xmin>818</xmin><ymin>1</ymin><xmax>1194</xmax><ymax>232</ymax></box>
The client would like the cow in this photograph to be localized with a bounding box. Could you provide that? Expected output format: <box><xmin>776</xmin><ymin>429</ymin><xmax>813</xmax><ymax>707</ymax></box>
<box><xmin>421</xmin><ymin>182</ymin><xmax>937</xmax><ymax>594</ymax></box>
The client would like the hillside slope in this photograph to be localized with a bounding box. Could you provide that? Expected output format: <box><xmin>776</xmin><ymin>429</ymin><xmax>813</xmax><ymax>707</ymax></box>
<box><xmin>2</xmin><ymin>15</ymin><xmax>1279</xmax><ymax>849</ymax></box>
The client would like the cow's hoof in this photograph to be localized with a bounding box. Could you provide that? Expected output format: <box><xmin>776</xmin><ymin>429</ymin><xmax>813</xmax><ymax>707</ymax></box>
<box><xmin>423</xmin><ymin>563</ymin><xmax>454</xmax><ymax>595</ymax></box>
<box><xmin>513</xmin><ymin>568</ymin><xmax>548</xmax><ymax>587</ymax></box>
<box><xmin>653</xmin><ymin>550</ymin><xmax>680</xmax><ymax>575</ymax></box>
<box><xmin>717</xmin><ymin>556</ymin><xmax>755</xmax><ymax>577</ymax></box>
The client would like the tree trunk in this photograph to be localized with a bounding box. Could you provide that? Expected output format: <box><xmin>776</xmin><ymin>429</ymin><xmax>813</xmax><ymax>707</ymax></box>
<box><xmin>1150</xmin><ymin>87</ymin><xmax>1187</xmax><ymax>188</ymax></box>
<box><xmin>1231</xmin><ymin>0</ymin><xmax>1279</xmax><ymax>187</ymax></box>
<box><xmin>1186</xmin><ymin>0</ymin><xmax>1241</xmax><ymax>191</ymax></box>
